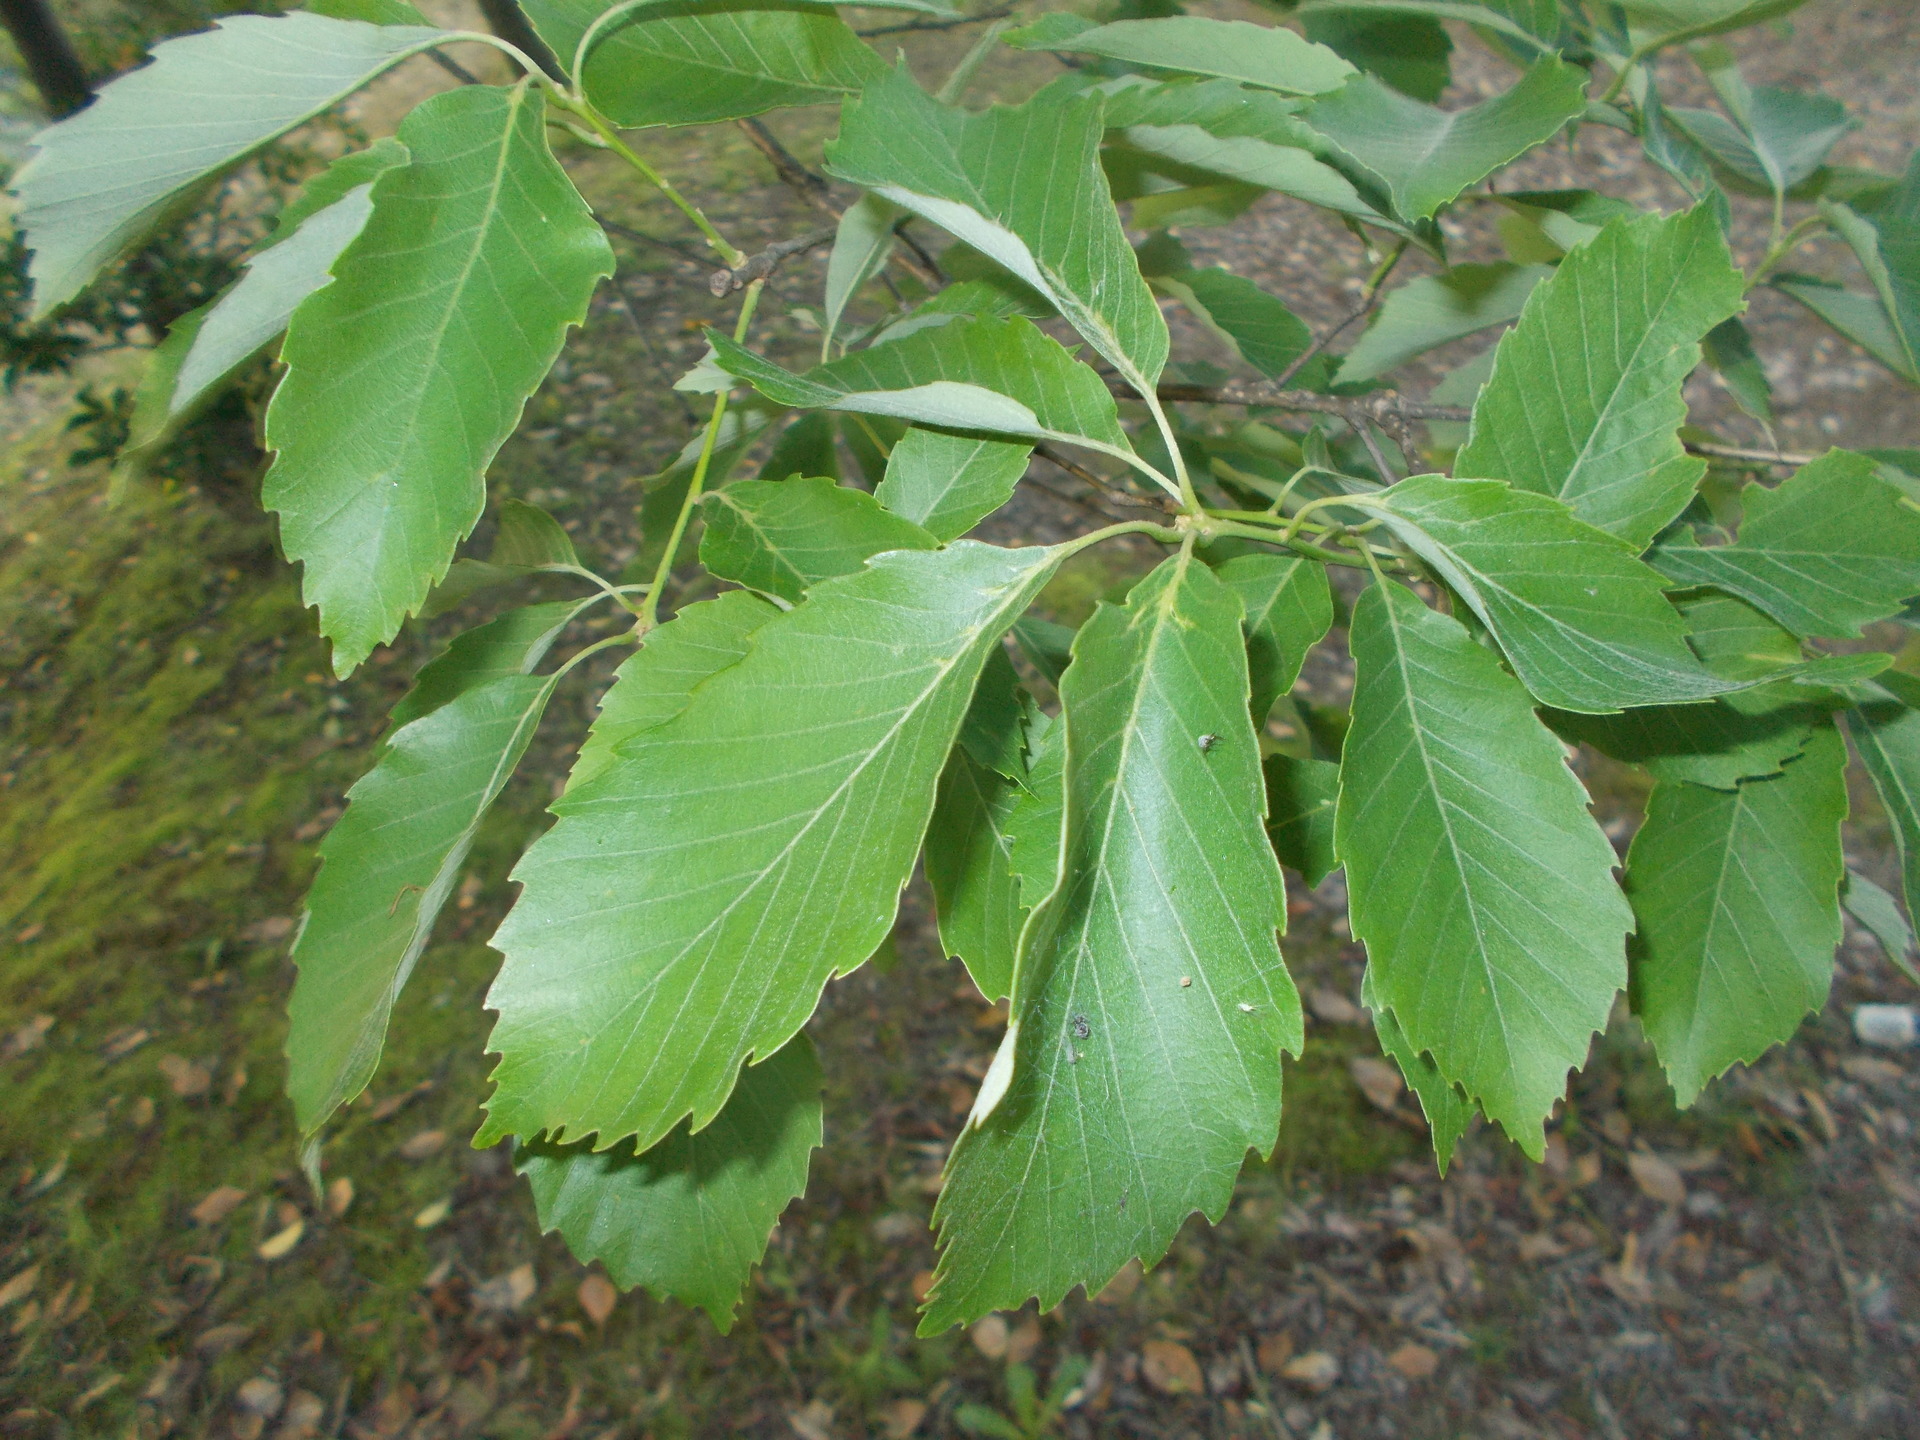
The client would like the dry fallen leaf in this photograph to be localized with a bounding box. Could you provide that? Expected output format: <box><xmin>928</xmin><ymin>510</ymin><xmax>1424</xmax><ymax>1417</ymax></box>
<box><xmin>1387</xmin><ymin>1342</ymin><xmax>1438</xmax><ymax>1380</ymax></box>
<box><xmin>881</xmin><ymin>1398</ymin><xmax>926</xmax><ymax>1439</ymax></box>
<box><xmin>788</xmin><ymin>1399</ymin><xmax>835</xmax><ymax>1440</ymax></box>
<box><xmin>1093</xmin><ymin>1257</ymin><xmax>1142</xmax><ymax>1304</ymax></box>
<box><xmin>1627</xmin><ymin>1151</ymin><xmax>1686</xmax><ymax>1206</ymax></box>
<box><xmin>0</xmin><ymin>1266</ymin><xmax>39</xmax><ymax>1309</ymax></box>
<box><xmin>1517</xmin><ymin>1232</ymin><xmax>1567</xmax><ymax>1262</ymax></box>
<box><xmin>3</xmin><ymin>1014</ymin><xmax>53</xmax><ymax>1059</ymax></box>
<box><xmin>1348</xmin><ymin>1057</ymin><xmax>1404</xmax><ymax>1112</ymax></box>
<box><xmin>191</xmin><ymin>1186</ymin><xmax>249</xmax><ymax>1226</ymax></box>
<box><xmin>1005</xmin><ymin>1315</ymin><xmax>1042</xmax><ymax>1366</ymax></box>
<box><xmin>1140</xmin><ymin>1338</ymin><xmax>1204</xmax><ymax>1396</ymax></box>
<box><xmin>256</xmin><ymin>1219</ymin><xmax>304</xmax><ymax>1261</ymax></box>
<box><xmin>969</xmin><ymin>1314</ymin><xmax>1009</xmax><ymax>1359</ymax></box>
<box><xmin>1279</xmin><ymin>1350</ymin><xmax>1340</xmax><ymax>1392</ymax></box>
<box><xmin>397</xmin><ymin>1129</ymin><xmax>447</xmax><ymax>1161</ymax></box>
<box><xmin>193</xmin><ymin>1322</ymin><xmax>254</xmax><ymax>1356</ymax></box>
<box><xmin>101</xmin><ymin>1026</ymin><xmax>151</xmax><ymax>1060</ymax></box>
<box><xmin>909</xmin><ymin>1270</ymin><xmax>936</xmax><ymax>1303</ymax></box>
<box><xmin>1308</xmin><ymin>988</ymin><xmax>1364</xmax><ymax>1026</ymax></box>
<box><xmin>412</xmin><ymin>1197</ymin><xmax>452</xmax><ymax>1229</ymax></box>
<box><xmin>1255</xmin><ymin>1331</ymin><xmax>1295</xmax><ymax>1374</ymax></box>
<box><xmin>234</xmin><ymin>1376</ymin><xmax>284</xmax><ymax>1416</ymax></box>
<box><xmin>156</xmin><ymin>1053</ymin><xmax>211</xmax><ymax>1099</ymax></box>
<box><xmin>472</xmin><ymin>1263</ymin><xmax>536</xmax><ymax>1313</ymax></box>
<box><xmin>325</xmin><ymin>1177</ymin><xmax>354</xmax><ymax>1219</ymax></box>
<box><xmin>129</xmin><ymin>1096</ymin><xmax>155</xmax><ymax>1128</ymax></box>
<box><xmin>1726</xmin><ymin>1263</ymin><xmax>1779</xmax><ymax>1305</ymax></box>
<box><xmin>1600</xmin><ymin>1233</ymin><xmax>1653</xmax><ymax>1304</ymax></box>
<box><xmin>577</xmin><ymin>1273</ymin><xmax>617</xmax><ymax>1326</ymax></box>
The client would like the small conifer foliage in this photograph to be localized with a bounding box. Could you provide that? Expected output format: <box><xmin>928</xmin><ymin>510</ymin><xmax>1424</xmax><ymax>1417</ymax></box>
<box><xmin>19</xmin><ymin>0</ymin><xmax>1920</xmax><ymax>1332</ymax></box>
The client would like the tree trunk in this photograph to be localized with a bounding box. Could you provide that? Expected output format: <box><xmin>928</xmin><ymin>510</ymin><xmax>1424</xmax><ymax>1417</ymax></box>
<box><xmin>475</xmin><ymin>0</ymin><xmax>564</xmax><ymax>82</ymax></box>
<box><xmin>0</xmin><ymin>0</ymin><xmax>90</xmax><ymax>117</ymax></box>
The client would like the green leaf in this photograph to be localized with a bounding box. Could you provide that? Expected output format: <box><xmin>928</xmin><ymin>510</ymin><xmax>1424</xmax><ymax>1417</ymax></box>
<box><xmin>927</xmin><ymin>747</ymin><xmax>1028</xmax><ymax>1003</ymax></box>
<box><xmin>956</xmin><ymin>646</ymin><xmax>1029</xmax><ymax>785</ymax></box>
<box><xmin>875</xmin><ymin>429</ymin><xmax>1031</xmax><ymax>542</ymax></box>
<box><xmin>516</xmin><ymin>1034</ymin><xmax>822</xmax><ymax>1332</ymax></box>
<box><xmin>1006</xmin><ymin>17</ymin><xmax>1355</xmax><ymax>96</ymax></box>
<box><xmin>1371</xmin><ymin>473</ymin><xmax>1735</xmax><ymax>713</ymax></box>
<box><xmin>490</xmin><ymin>499</ymin><xmax>581</xmax><ymax>571</ymax></box>
<box><xmin>307</xmin><ymin>0</ymin><xmax>430</xmax><ymax>23</ymax></box>
<box><xmin>699</xmin><ymin>477</ymin><xmax>938</xmax><ymax>604</ymax></box>
<box><xmin>1624</xmin><ymin>726</ymin><xmax>1846</xmax><ymax>1105</ymax></box>
<box><xmin>1149</xmin><ymin>267</ymin><xmax>1320</xmax><ymax>384</ymax></box>
<box><xmin>1012</xmin><ymin>619</ymin><xmax>1075</xmax><ymax>686</ymax></box>
<box><xmin>12</xmin><ymin>13</ymin><xmax>446</xmax><ymax>316</ymax></box>
<box><xmin>520</xmin><ymin>0</ymin><xmax>883</xmax><ymax>127</ymax></box>
<box><xmin>1841</xmin><ymin>869</ymin><xmax>1920</xmax><ymax>986</ymax></box>
<box><xmin>109</xmin><ymin>302</ymin><xmax>214</xmax><ymax>498</ymax></box>
<box><xmin>264</xmin><ymin>84</ymin><xmax>613</xmax><ymax>676</ymax></box>
<box><xmin>1701</xmin><ymin>316</ymin><xmax>1773</xmax><ymax>424</ymax></box>
<box><xmin>1301</xmin><ymin>10</ymin><xmax>1451</xmax><ymax>102</ymax></box>
<box><xmin>390</xmin><ymin>599</ymin><xmax>582</xmax><ymax>729</ymax></box>
<box><xmin>1615</xmin><ymin>0</ymin><xmax>1809</xmax><ymax>47</ymax></box>
<box><xmin>1455</xmin><ymin>206</ymin><xmax>1747</xmax><ymax>549</ymax></box>
<box><xmin>1263</xmin><ymin>753</ymin><xmax>1340</xmax><ymax>887</ymax></box>
<box><xmin>1302</xmin><ymin>59</ymin><xmax>1588</xmax><ymax>222</ymax></box>
<box><xmin>1650</xmin><ymin>450</ymin><xmax>1920</xmax><ymax>639</ymax></box>
<box><xmin>924</xmin><ymin>552</ymin><xmax>1300</xmax><ymax>1332</ymax></box>
<box><xmin>482</xmin><ymin>541</ymin><xmax>1066</xmax><ymax>1153</ymax></box>
<box><xmin>1333</xmin><ymin>263</ymin><xmax>1548</xmax><ymax>387</ymax></box>
<box><xmin>1818</xmin><ymin>157</ymin><xmax>1920</xmax><ymax>382</ymax></box>
<box><xmin>173</xmin><ymin>184</ymin><xmax>378</xmax><ymax>419</ymax></box>
<box><xmin>1772</xmin><ymin>275</ymin><xmax>1919</xmax><ymax>384</ymax></box>
<box><xmin>275</xmin><ymin>135</ymin><xmax>412</xmax><ymax>239</ymax></box>
<box><xmin>1214</xmin><ymin>553</ymin><xmax>1333</xmax><ymax>723</ymax></box>
<box><xmin>568</xmin><ymin>590</ymin><xmax>779</xmax><ymax>792</ymax></box>
<box><xmin>823</xmin><ymin>194</ymin><xmax>901</xmax><ymax>353</ymax></box>
<box><xmin>636</xmin><ymin>400</ymin><xmax>786</xmax><ymax>576</ymax></box>
<box><xmin>1666</xmin><ymin>88</ymin><xmax>1853</xmax><ymax>197</ymax></box>
<box><xmin>1296</xmin><ymin>0</ymin><xmax>1560</xmax><ymax>51</ymax></box>
<box><xmin>287</xmin><ymin>669</ymin><xmax>559</xmax><ymax>1136</ymax></box>
<box><xmin>1337</xmin><ymin>579</ymin><xmax>1631</xmax><ymax>1155</ymax></box>
<box><xmin>1360</xmin><ymin>968</ymin><xmax>1475</xmax><ymax>1173</ymax></box>
<box><xmin>826</xmin><ymin>68</ymin><xmax>1168</xmax><ymax>398</ymax></box>
<box><xmin>1846</xmin><ymin>669</ymin><xmax>1920</xmax><ymax>945</ymax></box>
<box><xmin>706</xmin><ymin>315</ymin><xmax>1130</xmax><ymax>458</ymax></box>
<box><xmin>759</xmin><ymin>412</ymin><xmax>841</xmax><ymax>483</ymax></box>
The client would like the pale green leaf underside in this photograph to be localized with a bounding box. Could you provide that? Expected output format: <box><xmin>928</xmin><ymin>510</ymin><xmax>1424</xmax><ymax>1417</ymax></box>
<box><xmin>287</xmin><ymin>668</ymin><xmax>558</xmax><ymax>1136</ymax></box>
<box><xmin>826</xmin><ymin>67</ymin><xmax>1168</xmax><ymax>396</ymax></box>
<box><xmin>482</xmin><ymin>542</ymin><xmax>1065</xmax><ymax>1155</ymax></box>
<box><xmin>521</xmin><ymin>0</ymin><xmax>884</xmax><ymax>128</ymax></box>
<box><xmin>12</xmin><ymin>12</ymin><xmax>446</xmax><ymax>315</ymax></box>
<box><xmin>264</xmin><ymin>84</ymin><xmax>613</xmax><ymax>676</ymax></box>
<box><xmin>1772</xmin><ymin>276</ymin><xmax>1919</xmax><ymax>384</ymax></box>
<box><xmin>1373</xmin><ymin>473</ymin><xmax>1734</xmax><ymax>713</ymax></box>
<box><xmin>1624</xmin><ymin>727</ymin><xmax>1846</xmax><ymax>1105</ymax></box>
<box><xmin>1009</xmin><ymin>17</ymin><xmax>1355</xmax><ymax>96</ymax></box>
<box><xmin>875</xmin><ymin>429</ymin><xmax>1032</xmax><ymax>542</ymax></box>
<box><xmin>1456</xmin><ymin>206</ymin><xmax>1746</xmax><ymax>549</ymax></box>
<box><xmin>517</xmin><ymin>1035</ymin><xmax>823</xmax><ymax>1332</ymax></box>
<box><xmin>1334</xmin><ymin>263</ymin><xmax>1548</xmax><ymax>386</ymax></box>
<box><xmin>1337</xmin><ymin>580</ymin><xmax>1631</xmax><ymax>1156</ymax></box>
<box><xmin>174</xmin><ymin>184</ymin><xmax>376</xmax><ymax>417</ymax></box>
<box><xmin>824</xmin><ymin>193</ymin><xmax>901</xmax><ymax>350</ymax></box>
<box><xmin>1841</xmin><ymin>870</ymin><xmax>1920</xmax><ymax>986</ymax></box>
<box><xmin>700</xmin><ymin>477</ymin><xmax>938</xmax><ymax>604</ymax></box>
<box><xmin>1846</xmin><ymin>670</ymin><xmax>1920</xmax><ymax>938</ymax></box>
<box><xmin>1650</xmin><ymin>449</ymin><xmax>1920</xmax><ymax>639</ymax></box>
<box><xmin>926</xmin><ymin>553</ymin><xmax>1300</xmax><ymax>1332</ymax></box>
<box><xmin>1302</xmin><ymin>58</ymin><xmax>1587</xmax><ymax>221</ymax></box>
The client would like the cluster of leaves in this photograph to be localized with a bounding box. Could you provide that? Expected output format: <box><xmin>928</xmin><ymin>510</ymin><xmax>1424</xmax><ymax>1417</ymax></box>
<box><xmin>13</xmin><ymin>0</ymin><xmax>1920</xmax><ymax>1337</ymax></box>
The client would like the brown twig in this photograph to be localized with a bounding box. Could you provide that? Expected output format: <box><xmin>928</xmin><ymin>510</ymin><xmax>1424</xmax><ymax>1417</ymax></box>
<box><xmin>1145</xmin><ymin>379</ymin><xmax>1472</xmax><ymax>423</ymax></box>
<box><xmin>599</xmin><ymin>216</ymin><xmax>711</xmax><ymax>268</ymax></box>
<box><xmin>1034</xmin><ymin>443</ymin><xmax>1180</xmax><ymax>515</ymax></box>
<box><xmin>709</xmin><ymin>226</ymin><xmax>836</xmax><ymax>296</ymax></box>
<box><xmin>857</xmin><ymin>5</ymin><xmax>1014</xmax><ymax>36</ymax></box>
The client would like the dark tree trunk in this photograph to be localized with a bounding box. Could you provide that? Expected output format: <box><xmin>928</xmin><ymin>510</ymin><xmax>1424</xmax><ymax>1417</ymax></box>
<box><xmin>0</xmin><ymin>0</ymin><xmax>90</xmax><ymax>117</ymax></box>
<box><xmin>475</xmin><ymin>0</ymin><xmax>565</xmax><ymax>82</ymax></box>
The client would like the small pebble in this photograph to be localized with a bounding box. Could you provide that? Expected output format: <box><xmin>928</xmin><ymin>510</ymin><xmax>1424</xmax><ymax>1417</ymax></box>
<box><xmin>1854</xmin><ymin>1004</ymin><xmax>1918</xmax><ymax>1049</ymax></box>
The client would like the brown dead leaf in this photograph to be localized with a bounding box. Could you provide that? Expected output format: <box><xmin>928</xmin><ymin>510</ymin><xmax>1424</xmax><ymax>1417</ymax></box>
<box><xmin>1600</xmin><ymin>1233</ymin><xmax>1652</xmax><ymax>1304</ymax></box>
<box><xmin>577</xmin><ymin>1274</ymin><xmax>617</xmax><ymax>1327</ymax></box>
<box><xmin>156</xmin><ymin>1053</ymin><xmax>211</xmax><ymax>1099</ymax></box>
<box><xmin>881</xmin><ymin>1398</ymin><xmax>926</xmax><ymax>1439</ymax></box>
<box><xmin>788</xmin><ymin>1399</ymin><xmax>835</xmax><ymax>1440</ymax></box>
<box><xmin>1387</xmin><ymin>1343</ymin><xmax>1438</xmax><ymax>1380</ymax></box>
<box><xmin>235</xmin><ymin>1376</ymin><xmax>284</xmax><ymax>1416</ymax></box>
<box><xmin>1627</xmin><ymin>1151</ymin><xmax>1686</xmax><ymax>1206</ymax></box>
<box><xmin>396</xmin><ymin>1129</ymin><xmax>446</xmax><ymax>1161</ymax></box>
<box><xmin>0</xmin><ymin>1267</ymin><xmax>38</xmax><ymax>1309</ymax></box>
<box><xmin>1842</xmin><ymin>1056</ymin><xmax>1905</xmax><ymax>1089</ymax></box>
<box><xmin>3</xmin><ymin>1014</ymin><xmax>52</xmax><ymax>1059</ymax></box>
<box><xmin>910</xmin><ymin>1270</ymin><xmax>936</xmax><ymax>1303</ymax></box>
<box><xmin>1725</xmin><ymin>1263</ymin><xmax>1779</xmax><ymax>1305</ymax></box>
<box><xmin>243</xmin><ymin>916</ymin><xmax>296</xmax><ymax>944</ymax></box>
<box><xmin>969</xmin><ymin>1314</ymin><xmax>1008</xmax><ymax>1359</ymax></box>
<box><xmin>191</xmin><ymin>1186</ymin><xmax>249</xmax><ymax>1226</ymax></box>
<box><xmin>1308</xmin><ymin>988</ymin><xmax>1364</xmax><ymax>1026</ymax></box>
<box><xmin>1517</xmin><ymin>1232</ymin><xmax>1566</xmax><ymax>1262</ymax></box>
<box><xmin>1005</xmin><ymin>1315</ymin><xmax>1041</xmax><ymax>1366</ymax></box>
<box><xmin>325</xmin><ymin>1177</ymin><xmax>354</xmax><ymax>1219</ymax></box>
<box><xmin>193</xmin><ymin>1322</ymin><xmax>254</xmax><ymax>1356</ymax></box>
<box><xmin>1279</xmin><ymin>1350</ymin><xmax>1340</xmax><ymax>1392</ymax></box>
<box><xmin>101</xmin><ymin>1026</ymin><xmax>151</xmax><ymax>1060</ymax></box>
<box><xmin>129</xmin><ymin>1095</ymin><xmax>154</xmax><ymax>1128</ymax></box>
<box><xmin>1255</xmin><ymin>1331</ymin><xmax>1295</xmax><ymax>1374</ymax></box>
<box><xmin>1140</xmin><ymin>1339</ymin><xmax>1204</xmax><ymax>1395</ymax></box>
<box><xmin>256</xmin><ymin>1219</ymin><xmax>304</xmax><ymax>1261</ymax></box>
<box><xmin>1093</xmin><ymin>1257</ymin><xmax>1142</xmax><ymax>1304</ymax></box>
<box><xmin>1800</xmin><ymin>1087</ymin><xmax>1838</xmax><ymax>1143</ymax></box>
<box><xmin>472</xmin><ymin>1263</ymin><xmax>536</xmax><ymax>1313</ymax></box>
<box><xmin>1571</xmin><ymin>1152</ymin><xmax>1602</xmax><ymax>1186</ymax></box>
<box><xmin>1348</xmin><ymin>1056</ymin><xmax>1403</xmax><ymax>1112</ymax></box>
